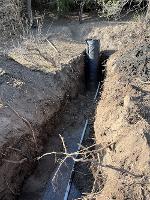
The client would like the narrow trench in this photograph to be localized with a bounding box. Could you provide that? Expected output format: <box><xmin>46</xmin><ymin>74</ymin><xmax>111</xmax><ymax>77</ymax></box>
<box><xmin>68</xmin><ymin>50</ymin><xmax>113</xmax><ymax>199</ymax></box>
<box><xmin>18</xmin><ymin>48</ymin><xmax>110</xmax><ymax>200</ymax></box>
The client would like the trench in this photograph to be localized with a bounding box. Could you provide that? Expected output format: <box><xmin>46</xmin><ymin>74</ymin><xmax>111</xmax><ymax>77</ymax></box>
<box><xmin>18</xmin><ymin>44</ymin><xmax>110</xmax><ymax>200</ymax></box>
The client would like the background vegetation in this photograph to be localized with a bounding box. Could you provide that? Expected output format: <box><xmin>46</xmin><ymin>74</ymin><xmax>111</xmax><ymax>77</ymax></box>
<box><xmin>53</xmin><ymin>0</ymin><xmax>148</xmax><ymax>18</ymax></box>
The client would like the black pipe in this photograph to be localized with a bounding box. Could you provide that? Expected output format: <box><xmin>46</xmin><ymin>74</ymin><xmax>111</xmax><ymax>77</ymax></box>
<box><xmin>85</xmin><ymin>39</ymin><xmax>100</xmax><ymax>90</ymax></box>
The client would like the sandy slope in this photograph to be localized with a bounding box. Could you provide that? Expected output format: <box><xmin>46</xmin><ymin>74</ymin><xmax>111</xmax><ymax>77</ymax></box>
<box><xmin>95</xmin><ymin>34</ymin><xmax>150</xmax><ymax>199</ymax></box>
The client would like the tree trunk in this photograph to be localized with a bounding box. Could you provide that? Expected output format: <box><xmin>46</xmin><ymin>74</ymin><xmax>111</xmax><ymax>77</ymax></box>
<box><xmin>27</xmin><ymin>0</ymin><xmax>33</xmax><ymax>26</ymax></box>
<box><xmin>146</xmin><ymin>0</ymin><xmax>150</xmax><ymax>23</ymax></box>
<box><xmin>79</xmin><ymin>0</ymin><xmax>86</xmax><ymax>23</ymax></box>
<box><xmin>56</xmin><ymin>0</ymin><xmax>61</xmax><ymax>19</ymax></box>
<box><xmin>79</xmin><ymin>3</ymin><xmax>84</xmax><ymax>23</ymax></box>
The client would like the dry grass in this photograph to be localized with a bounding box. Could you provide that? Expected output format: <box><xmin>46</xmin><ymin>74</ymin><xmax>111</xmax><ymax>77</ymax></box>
<box><xmin>7</xmin><ymin>38</ymin><xmax>85</xmax><ymax>73</ymax></box>
<box><xmin>0</xmin><ymin>0</ymin><xmax>23</xmax><ymax>43</ymax></box>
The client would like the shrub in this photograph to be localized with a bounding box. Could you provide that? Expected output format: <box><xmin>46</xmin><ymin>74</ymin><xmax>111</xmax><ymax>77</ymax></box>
<box><xmin>56</xmin><ymin>0</ymin><xmax>74</xmax><ymax>14</ymax></box>
<box><xmin>97</xmin><ymin>0</ymin><xmax>148</xmax><ymax>18</ymax></box>
<box><xmin>0</xmin><ymin>0</ymin><xmax>23</xmax><ymax>41</ymax></box>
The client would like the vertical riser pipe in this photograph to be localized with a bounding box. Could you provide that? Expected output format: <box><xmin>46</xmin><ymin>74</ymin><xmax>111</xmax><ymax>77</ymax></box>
<box><xmin>85</xmin><ymin>39</ymin><xmax>100</xmax><ymax>90</ymax></box>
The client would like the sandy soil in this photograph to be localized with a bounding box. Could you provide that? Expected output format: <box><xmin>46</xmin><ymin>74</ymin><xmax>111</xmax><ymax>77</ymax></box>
<box><xmin>94</xmin><ymin>32</ymin><xmax>150</xmax><ymax>199</ymax></box>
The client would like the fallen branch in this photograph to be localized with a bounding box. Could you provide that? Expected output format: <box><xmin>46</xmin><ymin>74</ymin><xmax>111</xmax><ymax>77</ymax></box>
<box><xmin>46</xmin><ymin>39</ymin><xmax>59</xmax><ymax>53</ymax></box>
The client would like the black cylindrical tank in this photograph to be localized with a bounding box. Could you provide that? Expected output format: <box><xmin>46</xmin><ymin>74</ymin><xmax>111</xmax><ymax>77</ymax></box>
<box><xmin>85</xmin><ymin>39</ymin><xmax>100</xmax><ymax>90</ymax></box>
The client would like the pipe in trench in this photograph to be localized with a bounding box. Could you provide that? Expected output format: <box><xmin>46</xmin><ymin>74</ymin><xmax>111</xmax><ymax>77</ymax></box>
<box><xmin>64</xmin><ymin>81</ymin><xmax>101</xmax><ymax>200</ymax></box>
<box><xmin>64</xmin><ymin>119</ymin><xmax>89</xmax><ymax>200</ymax></box>
<box><xmin>64</xmin><ymin>39</ymin><xmax>101</xmax><ymax>198</ymax></box>
<box><xmin>43</xmin><ymin>40</ymin><xmax>101</xmax><ymax>199</ymax></box>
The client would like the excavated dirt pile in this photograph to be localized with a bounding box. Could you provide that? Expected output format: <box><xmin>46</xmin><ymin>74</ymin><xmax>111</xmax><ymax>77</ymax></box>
<box><xmin>95</xmin><ymin>33</ymin><xmax>150</xmax><ymax>199</ymax></box>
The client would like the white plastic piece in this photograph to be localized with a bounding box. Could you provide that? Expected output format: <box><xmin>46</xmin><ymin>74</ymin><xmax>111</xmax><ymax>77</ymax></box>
<box><xmin>94</xmin><ymin>82</ymin><xmax>101</xmax><ymax>101</ymax></box>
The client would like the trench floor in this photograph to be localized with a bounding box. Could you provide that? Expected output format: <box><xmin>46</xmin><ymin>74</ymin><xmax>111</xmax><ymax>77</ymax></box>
<box><xmin>19</xmin><ymin>91</ymin><xmax>95</xmax><ymax>200</ymax></box>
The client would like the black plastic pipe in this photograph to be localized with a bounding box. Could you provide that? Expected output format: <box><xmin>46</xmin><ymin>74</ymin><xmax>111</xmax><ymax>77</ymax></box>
<box><xmin>85</xmin><ymin>39</ymin><xmax>100</xmax><ymax>90</ymax></box>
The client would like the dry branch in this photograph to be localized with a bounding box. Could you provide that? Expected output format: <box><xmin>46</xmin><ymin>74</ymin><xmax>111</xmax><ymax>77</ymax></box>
<box><xmin>2</xmin><ymin>158</ymin><xmax>27</xmax><ymax>164</ymax></box>
<box><xmin>46</xmin><ymin>39</ymin><xmax>60</xmax><ymax>53</ymax></box>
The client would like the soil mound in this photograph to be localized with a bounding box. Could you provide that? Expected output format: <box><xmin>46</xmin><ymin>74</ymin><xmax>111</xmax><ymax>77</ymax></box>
<box><xmin>95</xmin><ymin>35</ymin><xmax>150</xmax><ymax>199</ymax></box>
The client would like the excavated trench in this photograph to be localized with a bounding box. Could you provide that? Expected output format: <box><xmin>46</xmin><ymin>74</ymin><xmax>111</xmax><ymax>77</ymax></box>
<box><xmin>19</xmin><ymin>92</ymin><xmax>93</xmax><ymax>200</ymax></box>
<box><xmin>17</xmin><ymin>47</ymin><xmax>108</xmax><ymax>200</ymax></box>
<box><xmin>0</xmin><ymin>41</ymin><xmax>111</xmax><ymax>200</ymax></box>
<box><xmin>1</xmin><ymin>8</ymin><xmax>149</xmax><ymax>198</ymax></box>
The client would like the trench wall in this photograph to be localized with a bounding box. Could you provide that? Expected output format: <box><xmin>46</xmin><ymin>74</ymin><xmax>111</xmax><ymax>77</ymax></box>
<box><xmin>0</xmin><ymin>53</ymin><xmax>85</xmax><ymax>200</ymax></box>
<box><xmin>94</xmin><ymin>38</ymin><xmax>150</xmax><ymax>199</ymax></box>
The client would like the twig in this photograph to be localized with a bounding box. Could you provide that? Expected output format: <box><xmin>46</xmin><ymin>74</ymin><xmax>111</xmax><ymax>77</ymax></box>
<box><xmin>92</xmin><ymin>151</ymin><xmax>101</xmax><ymax>193</ymax></box>
<box><xmin>3</xmin><ymin>158</ymin><xmax>27</xmax><ymax>164</ymax></box>
<box><xmin>52</xmin><ymin>157</ymin><xmax>68</xmax><ymax>184</ymax></box>
<box><xmin>46</xmin><ymin>39</ymin><xmax>59</xmax><ymax>53</ymax></box>
<box><xmin>37</xmin><ymin>141</ymin><xmax>116</xmax><ymax>161</ymax></box>
<box><xmin>59</xmin><ymin>134</ymin><xmax>67</xmax><ymax>153</ymax></box>
<box><xmin>6</xmin><ymin>179</ymin><xmax>20</xmax><ymax>195</ymax></box>
<box><xmin>7</xmin><ymin>147</ymin><xmax>22</xmax><ymax>152</ymax></box>
<box><xmin>26</xmin><ymin>46</ymin><xmax>57</xmax><ymax>67</ymax></box>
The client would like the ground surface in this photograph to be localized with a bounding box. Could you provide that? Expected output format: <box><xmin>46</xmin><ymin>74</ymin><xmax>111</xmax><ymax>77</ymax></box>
<box><xmin>0</xmin><ymin>14</ymin><xmax>150</xmax><ymax>200</ymax></box>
